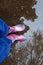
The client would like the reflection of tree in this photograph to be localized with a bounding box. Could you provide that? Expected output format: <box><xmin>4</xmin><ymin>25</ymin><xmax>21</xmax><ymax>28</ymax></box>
<box><xmin>15</xmin><ymin>31</ymin><xmax>43</xmax><ymax>65</ymax></box>
<box><xmin>32</xmin><ymin>31</ymin><xmax>43</xmax><ymax>65</ymax></box>
<box><xmin>0</xmin><ymin>0</ymin><xmax>37</xmax><ymax>34</ymax></box>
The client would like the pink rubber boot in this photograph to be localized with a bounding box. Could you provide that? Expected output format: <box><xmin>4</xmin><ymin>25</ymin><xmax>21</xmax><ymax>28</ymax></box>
<box><xmin>6</xmin><ymin>34</ymin><xmax>26</xmax><ymax>43</ymax></box>
<box><xmin>9</xmin><ymin>24</ymin><xmax>25</xmax><ymax>34</ymax></box>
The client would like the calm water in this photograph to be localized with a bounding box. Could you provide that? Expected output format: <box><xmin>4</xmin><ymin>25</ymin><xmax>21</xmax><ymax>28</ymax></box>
<box><xmin>22</xmin><ymin>0</ymin><xmax>43</xmax><ymax>39</ymax></box>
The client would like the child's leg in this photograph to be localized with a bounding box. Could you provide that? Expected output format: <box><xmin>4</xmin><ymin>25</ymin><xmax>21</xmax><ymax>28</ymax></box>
<box><xmin>0</xmin><ymin>37</ymin><xmax>12</xmax><ymax>63</ymax></box>
<box><xmin>0</xmin><ymin>18</ymin><xmax>9</xmax><ymax>37</ymax></box>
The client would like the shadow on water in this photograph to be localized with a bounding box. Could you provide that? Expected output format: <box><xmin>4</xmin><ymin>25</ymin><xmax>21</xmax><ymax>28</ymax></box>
<box><xmin>0</xmin><ymin>0</ymin><xmax>38</xmax><ymax>65</ymax></box>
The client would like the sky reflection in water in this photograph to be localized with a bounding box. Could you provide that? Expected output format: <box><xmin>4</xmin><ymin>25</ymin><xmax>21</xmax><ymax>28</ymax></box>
<box><xmin>22</xmin><ymin>0</ymin><xmax>43</xmax><ymax>39</ymax></box>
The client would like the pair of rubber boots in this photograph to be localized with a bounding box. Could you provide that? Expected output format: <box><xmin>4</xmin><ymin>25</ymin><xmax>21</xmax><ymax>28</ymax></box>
<box><xmin>7</xmin><ymin>24</ymin><xmax>26</xmax><ymax>43</ymax></box>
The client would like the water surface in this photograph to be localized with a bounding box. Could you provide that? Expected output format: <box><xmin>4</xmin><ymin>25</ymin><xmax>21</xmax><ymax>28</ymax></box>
<box><xmin>23</xmin><ymin>0</ymin><xmax>43</xmax><ymax>39</ymax></box>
